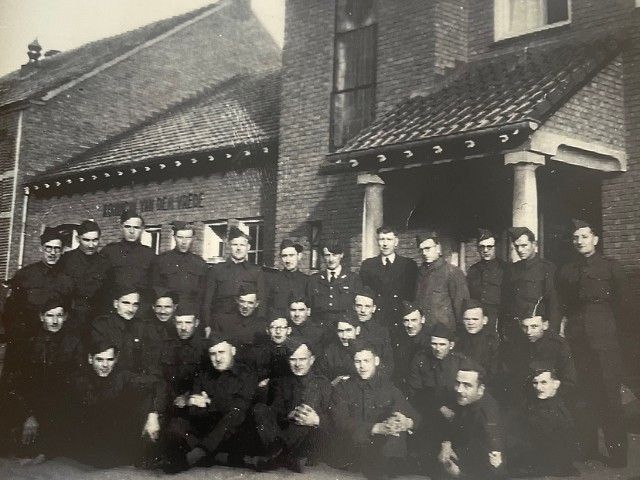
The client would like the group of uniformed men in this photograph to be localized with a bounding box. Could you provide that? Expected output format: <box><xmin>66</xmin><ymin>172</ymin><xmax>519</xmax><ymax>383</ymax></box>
<box><xmin>0</xmin><ymin>210</ymin><xmax>631</xmax><ymax>479</ymax></box>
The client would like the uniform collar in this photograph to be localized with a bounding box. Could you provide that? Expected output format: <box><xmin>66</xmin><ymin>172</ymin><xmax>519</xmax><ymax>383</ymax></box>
<box><xmin>381</xmin><ymin>253</ymin><xmax>396</xmax><ymax>265</ymax></box>
<box><xmin>326</xmin><ymin>265</ymin><xmax>342</xmax><ymax>278</ymax></box>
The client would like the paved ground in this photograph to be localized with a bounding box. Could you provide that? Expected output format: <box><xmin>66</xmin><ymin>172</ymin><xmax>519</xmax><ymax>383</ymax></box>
<box><xmin>0</xmin><ymin>433</ymin><xmax>639</xmax><ymax>480</ymax></box>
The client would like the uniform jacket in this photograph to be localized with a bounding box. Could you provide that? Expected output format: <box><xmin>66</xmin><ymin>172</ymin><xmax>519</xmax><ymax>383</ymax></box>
<box><xmin>269</xmin><ymin>371</ymin><xmax>333</xmax><ymax>429</ymax></box>
<box><xmin>408</xmin><ymin>350</ymin><xmax>469</xmax><ymax>412</ymax></box>
<box><xmin>188</xmin><ymin>361</ymin><xmax>257</xmax><ymax>451</ymax></box>
<box><xmin>289</xmin><ymin>321</ymin><xmax>325</xmax><ymax>352</ymax></box>
<box><xmin>392</xmin><ymin>328</ymin><xmax>430</xmax><ymax>394</ymax></box>
<box><xmin>500</xmin><ymin>332</ymin><xmax>577</xmax><ymax>402</ymax></box>
<box><xmin>5</xmin><ymin>261</ymin><xmax>72</xmax><ymax>338</ymax></box>
<box><xmin>415</xmin><ymin>257</ymin><xmax>469</xmax><ymax>329</ymax></box>
<box><xmin>360</xmin><ymin>254</ymin><xmax>418</xmax><ymax>326</ymax></box>
<box><xmin>210</xmin><ymin>309</ymin><xmax>264</xmax><ymax>349</ymax></box>
<box><xmin>332</xmin><ymin>372</ymin><xmax>420</xmax><ymax>446</ymax></box>
<box><xmin>265</xmin><ymin>269</ymin><xmax>309</xmax><ymax>314</ymax></box>
<box><xmin>150</xmin><ymin>249</ymin><xmax>207</xmax><ymax>307</ymax></box>
<box><xmin>101</xmin><ymin>240</ymin><xmax>155</xmax><ymax>293</ymax></box>
<box><xmin>558</xmin><ymin>252</ymin><xmax>630</xmax><ymax>349</ymax></box>
<box><xmin>318</xmin><ymin>340</ymin><xmax>357</xmax><ymax>381</ymax></box>
<box><xmin>202</xmin><ymin>260</ymin><xmax>266</xmax><ymax>326</ymax></box>
<box><xmin>455</xmin><ymin>328</ymin><xmax>500</xmax><ymax>382</ymax></box>
<box><xmin>502</xmin><ymin>255</ymin><xmax>561</xmax><ymax>332</ymax></box>
<box><xmin>467</xmin><ymin>258</ymin><xmax>504</xmax><ymax>312</ymax></box>
<box><xmin>306</xmin><ymin>268</ymin><xmax>362</xmax><ymax>324</ymax></box>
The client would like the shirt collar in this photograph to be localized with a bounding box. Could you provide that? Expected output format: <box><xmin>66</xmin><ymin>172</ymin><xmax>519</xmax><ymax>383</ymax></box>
<box><xmin>382</xmin><ymin>253</ymin><xmax>396</xmax><ymax>264</ymax></box>
<box><xmin>327</xmin><ymin>265</ymin><xmax>342</xmax><ymax>278</ymax></box>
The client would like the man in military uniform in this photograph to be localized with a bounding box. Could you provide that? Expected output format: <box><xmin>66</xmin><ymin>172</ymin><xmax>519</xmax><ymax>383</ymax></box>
<box><xmin>408</xmin><ymin>323</ymin><xmax>469</xmax><ymax>462</ymax></box>
<box><xmin>56</xmin><ymin>220</ymin><xmax>109</xmax><ymax>330</ymax></box>
<box><xmin>101</xmin><ymin>211</ymin><xmax>156</xmax><ymax>307</ymax></box>
<box><xmin>147</xmin><ymin>287</ymin><xmax>179</xmax><ymax>341</ymax></box>
<box><xmin>151</xmin><ymin>221</ymin><xmax>207</xmax><ymax>310</ymax></box>
<box><xmin>210</xmin><ymin>286</ymin><xmax>265</xmax><ymax>356</ymax></box>
<box><xmin>455</xmin><ymin>299</ymin><xmax>499</xmax><ymax>387</ymax></box>
<box><xmin>265</xmin><ymin>239</ymin><xmax>308</xmax><ymax>315</ymax></box>
<box><xmin>254</xmin><ymin>340</ymin><xmax>332</xmax><ymax>473</ymax></box>
<box><xmin>202</xmin><ymin>227</ymin><xmax>266</xmax><ymax>328</ymax></box>
<box><xmin>306</xmin><ymin>239</ymin><xmax>362</xmax><ymax>330</ymax></box>
<box><xmin>353</xmin><ymin>287</ymin><xmax>394</xmax><ymax>372</ymax></box>
<box><xmin>251</xmin><ymin>315</ymin><xmax>294</xmax><ymax>402</ymax></box>
<box><xmin>163</xmin><ymin>334</ymin><xmax>257</xmax><ymax>472</ymax></box>
<box><xmin>0</xmin><ymin>297</ymin><xmax>81</xmax><ymax>461</ymax></box>
<box><xmin>392</xmin><ymin>301</ymin><xmax>429</xmax><ymax>395</ymax></box>
<box><xmin>558</xmin><ymin>219</ymin><xmax>630</xmax><ymax>467</ymax></box>
<box><xmin>332</xmin><ymin>340</ymin><xmax>419</xmax><ymax>479</ymax></box>
<box><xmin>318</xmin><ymin>314</ymin><xmax>361</xmax><ymax>385</ymax></box>
<box><xmin>502</xmin><ymin>227</ymin><xmax>560</xmax><ymax>339</ymax></box>
<box><xmin>414</xmin><ymin>231</ymin><xmax>469</xmax><ymax>331</ymax></box>
<box><xmin>360</xmin><ymin>226</ymin><xmax>418</xmax><ymax>331</ymax></box>
<box><xmin>466</xmin><ymin>229</ymin><xmax>504</xmax><ymax>333</ymax></box>
<box><xmin>287</xmin><ymin>295</ymin><xmax>324</xmax><ymax>352</ymax></box>
<box><xmin>437</xmin><ymin>361</ymin><xmax>505</xmax><ymax>479</ymax></box>
<box><xmin>500</xmin><ymin>301</ymin><xmax>577</xmax><ymax>406</ymax></box>
<box><xmin>3</xmin><ymin>227</ymin><xmax>71</xmax><ymax>378</ymax></box>
<box><xmin>509</xmin><ymin>365</ymin><xmax>578</xmax><ymax>477</ymax></box>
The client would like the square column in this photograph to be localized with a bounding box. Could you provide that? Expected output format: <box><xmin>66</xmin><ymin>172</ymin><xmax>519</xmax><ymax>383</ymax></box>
<box><xmin>357</xmin><ymin>173</ymin><xmax>385</xmax><ymax>261</ymax></box>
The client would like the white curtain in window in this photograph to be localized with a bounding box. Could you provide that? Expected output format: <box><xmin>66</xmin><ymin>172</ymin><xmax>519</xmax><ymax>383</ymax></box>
<box><xmin>509</xmin><ymin>0</ymin><xmax>547</xmax><ymax>33</ymax></box>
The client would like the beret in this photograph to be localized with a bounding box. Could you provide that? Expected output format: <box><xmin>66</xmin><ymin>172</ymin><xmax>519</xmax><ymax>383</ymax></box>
<box><xmin>336</xmin><ymin>312</ymin><xmax>359</xmax><ymax>328</ymax></box>
<box><xmin>112</xmin><ymin>283</ymin><xmax>139</xmax><ymax>301</ymax></box>
<box><xmin>507</xmin><ymin>226</ymin><xmax>535</xmax><ymax>241</ymax></box>
<box><xmin>477</xmin><ymin>228</ymin><xmax>495</xmax><ymax>242</ymax></box>
<box><xmin>354</xmin><ymin>285</ymin><xmax>376</xmax><ymax>300</ymax></box>
<box><xmin>516</xmin><ymin>297</ymin><xmax>545</xmax><ymax>321</ymax></box>
<box><xmin>39</xmin><ymin>293</ymin><xmax>68</xmax><ymax>314</ymax></box>
<box><xmin>175</xmin><ymin>302</ymin><xmax>198</xmax><ymax>317</ymax></box>
<box><xmin>416</xmin><ymin>230</ymin><xmax>439</xmax><ymax>247</ymax></box>
<box><xmin>570</xmin><ymin>218</ymin><xmax>595</xmax><ymax>233</ymax></box>
<box><xmin>207</xmin><ymin>332</ymin><xmax>235</xmax><ymax>350</ymax></box>
<box><xmin>430</xmin><ymin>322</ymin><xmax>455</xmax><ymax>341</ymax></box>
<box><xmin>120</xmin><ymin>210</ymin><xmax>144</xmax><ymax>224</ymax></box>
<box><xmin>280</xmin><ymin>238</ymin><xmax>303</xmax><ymax>253</ymax></box>
<box><xmin>349</xmin><ymin>338</ymin><xmax>378</xmax><ymax>356</ymax></box>
<box><xmin>40</xmin><ymin>226</ymin><xmax>62</xmax><ymax>245</ymax></box>
<box><xmin>462</xmin><ymin>298</ymin><xmax>484</xmax><ymax>313</ymax></box>
<box><xmin>400</xmin><ymin>300</ymin><xmax>422</xmax><ymax>318</ymax></box>
<box><xmin>77</xmin><ymin>220</ymin><xmax>101</xmax><ymax>236</ymax></box>
<box><xmin>151</xmin><ymin>286</ymin><xmax>178</xmax><ymax>303</ymax></box>
<box><xmin>171</xmin><ymin>221</ymin><xmax>194</xmax><ymax>233</ymax></box>
<box><xmin>287</xmin><ymin>337</ymin><xmax>314</xmax><ymax>356</ymax></box>
<box><xmin>238</xmin><ymin>283</ymin><xmax>258</xmax><ymax>297</ymax></box>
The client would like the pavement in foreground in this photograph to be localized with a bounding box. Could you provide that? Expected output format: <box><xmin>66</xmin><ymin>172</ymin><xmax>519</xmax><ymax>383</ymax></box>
<box><xmin>0</xmin><ymin>433</ymin><xmax>638</xmax><ymax>480</ymax></box>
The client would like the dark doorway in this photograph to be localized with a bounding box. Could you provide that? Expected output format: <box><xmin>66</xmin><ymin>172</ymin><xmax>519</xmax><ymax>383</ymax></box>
<box><xmin>538</xmin><ymin>161</ymin><xmax>603</xmax><ymax>266</ymax></box>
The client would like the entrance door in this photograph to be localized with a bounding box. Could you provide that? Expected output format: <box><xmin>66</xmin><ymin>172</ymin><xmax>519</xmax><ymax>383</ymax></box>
<box><xmin>538</xmin><ymin>161</ymin><xmax>603</xmax><ymax>266</ymax></box>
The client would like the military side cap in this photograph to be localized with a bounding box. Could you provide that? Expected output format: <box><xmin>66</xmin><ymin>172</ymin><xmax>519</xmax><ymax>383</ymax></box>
<box><xmin>462</xmin><ymin>298</ymin><xmax>484</xmax><ymax>313</ymax></box>
<box><xmin>416</xmin><ymin>230</ymin><xmax>439</xmax><ymax>247</ymax></box>
<box><xmin>287</xmin><ymin>337</ymin><xmax>314</xmax><ymax>356</ymax></box>
<box><xmin>280</xmin><ymin>238</ymin><xmax>303</xmax><ymax>253</ymax></box>
<box><xmin>112</xmin><ymin>283</ymin><xmax>139</xmax><ymax>300</ymax></box>
<box><xmin>238</xmin><ymin>283</ymin><xmax>258</xmax><ymax>297</ymax></box>
<box><xmin>77</xmin><ymin>220</ymin><xmax>101</xmax><ymax>236</ymax></box>
<box><xmin>228</xmin><ymin>226</ymin><xmax>250</xmax><ymax>241</ymax></box>
<box><xmin>430</xmin><ymin>322</ymin><xmax>455</xmax><ymax>341</ymax></box>
<box><xmin>175</xmin><ymin>302</ymin><xmax>198</xmax><ymax>317</ymax></box>
<box><xmin>151</xmin><ymin>286</ymin><xmax>178</xmax><ymax>303</ymax></box>
<box><xmin>39</xmin><ymin>293</ymin><xmax>68</xmax><ymax>314</ymax></box>
<box><xmin>507</xmin><ymin>226</ymin><xmax>535</xmax><ymax>241</ymax></box>
<box><xmin>477</xmin><ymin>228</ymin><xmax>495</xmax><ymax>242</ymax></box>
<box><xmin>323</xmin><ymin>239</ymin><xmax>343</xmax><ymax>255</ymax></box>
<box><xmin>287</xmin><ymin>292</ymin><xmax>310</xmax><ymax>307</ymax></box>
<box><xmin>207</xmin><ymin>332</ymin><xmax>235</xmax><ymax>349</ymax></box>
<box><xmin>354</xmin><ymin>285</ymin><xmax>376</xmax><ymax>300</ymax></box>
<box><xmin>528</xmin><ymin>360</ymin><xmax>558</xmax><ymax>379</ymax></box>
<box><xmin>400</xmin><ymin>300</ymin><xmax>422</xmax><ymax>318</ymax></box>
<box><xmin>336</xmin><ymin>311</ymin><xmax>359</xmax><ymax>328</ymax></box>
<box><xmin>40</xmin><ymin>226</ymin><xmax>62</xmax><ymax>245</ymax></box>
<box><xmin>570</xmin><ymin>218</ymin><xmax>594</xmax><ymax>233</ymax></box>
<box><xmin>88</xmin><ymin>331</ymin><xmax>119</xmax><ymax>355</ymax></box>
<box><xmin>516</xmin><ymin>297</ymin><xmax>545</xmax><ymax>321</ymax></box>
<box><xmin>171</xmin><ymin>220</ymin><xmax>194</xmax><ymax>233</ymax></box>
<box><xmin>120</xmin><ymin>209</ymin><xmax>144</xmax><ymax>224</ymax></box>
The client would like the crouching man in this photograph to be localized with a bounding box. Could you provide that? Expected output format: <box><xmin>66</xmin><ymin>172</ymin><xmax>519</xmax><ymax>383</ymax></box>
<box><xmin>254</xmin><ymin>339</ymin><xmax>332</xmax><ymax>472</ymax></box>
<box><xmin>163</xmin><ymin>334</ymin><xmax>257</xmax><ymax>473</ymax></box>
<box><xmin>438</xmin><ymin>360</ymin><xmax>505</xmax><ymax>479</ymax></box>
<box><xmin>332</xmin><ymin>340</ymin><xmax>419</xmax><ymax>479</ymax></box>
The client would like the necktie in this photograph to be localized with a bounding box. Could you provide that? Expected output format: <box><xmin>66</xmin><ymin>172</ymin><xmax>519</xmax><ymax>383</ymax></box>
<box><xmin>329</xmin><ymin>271</ymin><xmax>336</xmax><ymax>282</ymax></box>
<box><xmin>384</xmin><ymin>257</ymin><xmax>390</xmax><ymax>269</ymax></box>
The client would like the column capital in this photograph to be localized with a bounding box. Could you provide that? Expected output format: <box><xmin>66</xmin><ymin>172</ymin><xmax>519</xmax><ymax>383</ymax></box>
<box><xmin>504</xmin><ymin>151</ymin><xmax>545</xmax><ymax>166</ymax></box>
<box><xmin>357</xmin><ymin>173</ymin><xmax>385</xmax><ymax>185</ymax></box>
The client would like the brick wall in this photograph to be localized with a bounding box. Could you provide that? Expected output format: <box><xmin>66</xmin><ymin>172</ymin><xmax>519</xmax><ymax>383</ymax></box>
<box><xmin>22</xmin><ymin>165</ymin><xmax>277</xmax><ymax>267</ymax></box>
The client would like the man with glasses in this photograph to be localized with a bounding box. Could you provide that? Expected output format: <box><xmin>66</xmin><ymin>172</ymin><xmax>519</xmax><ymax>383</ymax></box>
<box><xmin>151</xmin><ymin>221</ymin><xmax>207</xmax><ymax>310</ymax></box>
<box><xmin>56</xmin><ymin>220</ymin><xmax>109</xmax><ymax>330</ymax></box>
<box><xmin>3</xmin><ymin>228</ymin><xmax>72</xmax><ymax>378</ymax></box>
<box><xmin>466</xmin><ymin>229</ymin><xmax>504</xmax><ymax>334</ymax></box>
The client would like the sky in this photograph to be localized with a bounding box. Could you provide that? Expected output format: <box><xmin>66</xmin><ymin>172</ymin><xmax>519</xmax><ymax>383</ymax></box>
<box><xmin>0</xmin><ymin>0</ymin><xmax>285</xmax><ymax>76</ymax></box>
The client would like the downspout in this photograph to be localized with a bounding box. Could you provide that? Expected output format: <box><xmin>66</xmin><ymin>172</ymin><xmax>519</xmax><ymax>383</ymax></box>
<box><xmin>17</xmin><ymin>187</ymin><xmax>30</xmax><ymax>270</ymax></box>
<box><xmin>5</xmin><ymin>109</ymin><xmax>23</xmax><ymax>280</ymax></box>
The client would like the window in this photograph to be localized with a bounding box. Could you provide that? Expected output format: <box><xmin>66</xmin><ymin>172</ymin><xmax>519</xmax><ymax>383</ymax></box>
<box><xmin>53</xmin><ymin>223</ymin><xmax>79</xmax><ymax>252</ymax></box>
<box><xmin>141</xmin><ymin>226</ymin><xmax>161</xmax><ymax>254</ymax></box>
<box><xmin>308</xmin><ymin>221</ymin><xmax>322</xmax><ymax>270</ymax></box>
<box><xmin>494</xmin><ymin>0</ymin><xmax>570</xmax><ymax>40</ymax></box>
<box><xmin>202</xmin><ymin>218</ymin><xmax>264</xmax><ymax>265</ymax></box>
<box><xmin>331</xmin><ymin>0</ymin><xmax>377</xmax><ymax>150</ymax></box>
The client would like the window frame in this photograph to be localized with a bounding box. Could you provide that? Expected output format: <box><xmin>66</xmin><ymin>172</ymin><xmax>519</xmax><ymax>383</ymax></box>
<box><xmin>201</xmin><ymin>217</ymin><xmax>264</xmax><ymax>265</ymax></box>
<box><xmin>330</xmin><ymin>1</ymin><xmax>378</xmax><ymax>151</ymax></box>
<box><xmin>140</xmin><ymin>225</ymin><xmax>162</xmax><ymax>254</ymax></box>
<box><xmin>494</xmin><ymin>0</ymin><xmax>571</xmax><ymax>41</ymax></box>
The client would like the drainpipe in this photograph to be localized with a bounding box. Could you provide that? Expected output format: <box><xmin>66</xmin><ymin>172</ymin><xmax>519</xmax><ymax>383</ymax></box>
<box><xmin>17</xmin><ymin>187</ymin><xmax>30</xmax><ymax>270</ymax></box>
<box><xmin>5</xmin><ymin>110</ymin><xmax>23</xmax><ymax>280</ymax></box>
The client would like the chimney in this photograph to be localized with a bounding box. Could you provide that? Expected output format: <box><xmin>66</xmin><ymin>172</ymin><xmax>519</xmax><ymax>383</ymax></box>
<box><xmin>27</xmin><ymin>38</ymin><xmax>42</xmax><ymax>63</ymax></box>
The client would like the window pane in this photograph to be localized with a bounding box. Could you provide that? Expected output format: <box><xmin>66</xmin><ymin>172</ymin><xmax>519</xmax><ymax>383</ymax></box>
<box><xmin>334</xmin><ymin>27</ymin><xmax>376</xmax><ymax>91</ymax></box>
<box><xmin>547</xmin><ymin>0</ymin><xmax>568</xmax><ymax>23</ymax></box>
<box><xmin>336</xmin><ymin>0</ymin><xmax>375</xmax><ymax>32</ymax></box>
<box><xmin>332</xmin><ymin>87</ymin><xmax>375</xmax><ymax>149</ymax></box>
